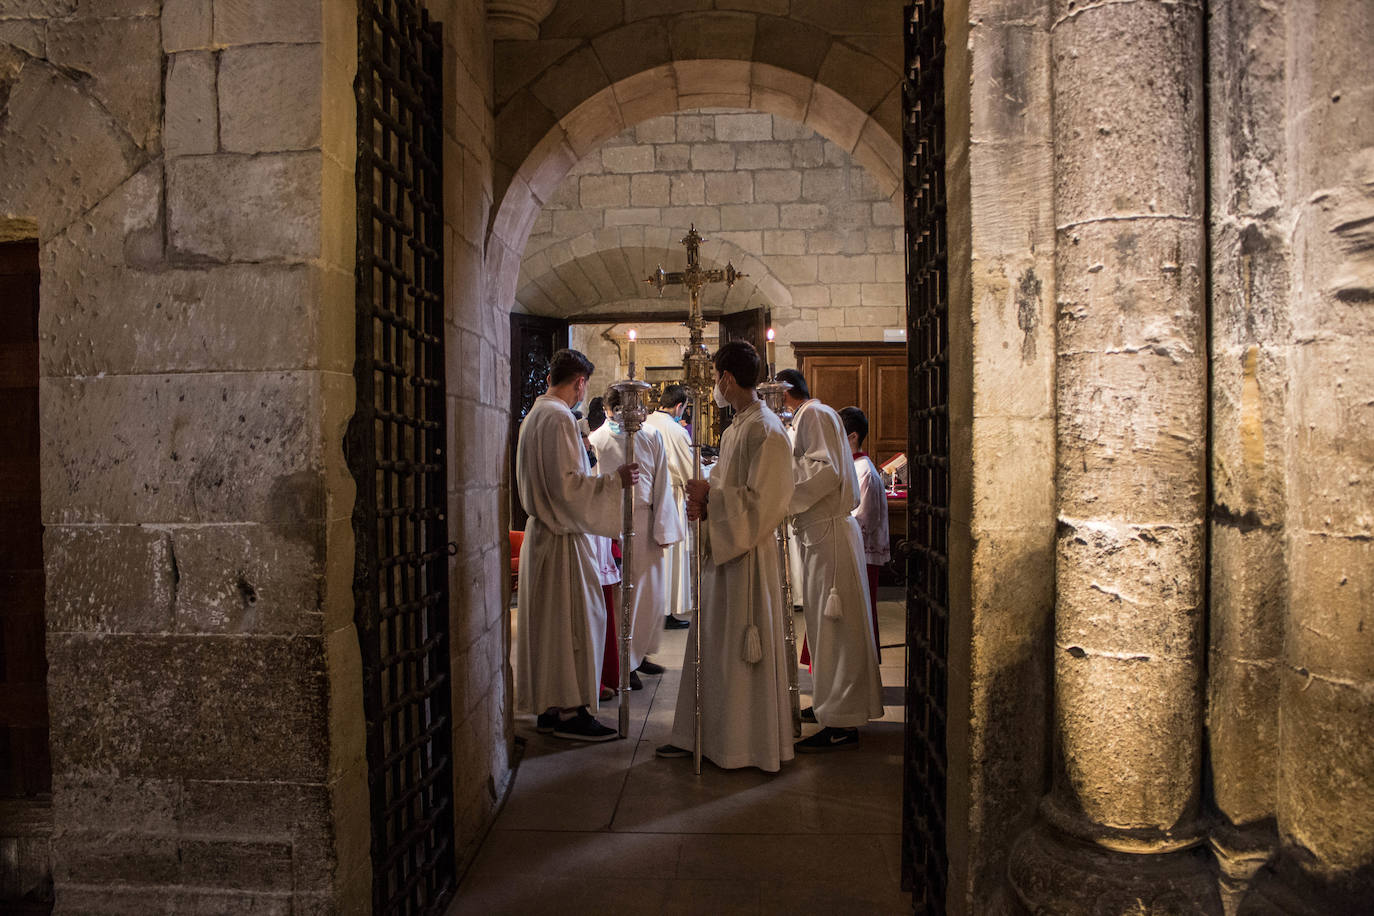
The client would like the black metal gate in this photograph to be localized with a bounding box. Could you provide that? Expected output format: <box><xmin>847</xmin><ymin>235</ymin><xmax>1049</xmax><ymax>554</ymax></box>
<box><xmin>349</xmin><ymin>2</ymin><xmax>455</xmax><ymax>913</ymax></box>
<box><xmin>901</xmin><ymin>1</ymin><xmax>949</xmax><ymax>913</ymax></box>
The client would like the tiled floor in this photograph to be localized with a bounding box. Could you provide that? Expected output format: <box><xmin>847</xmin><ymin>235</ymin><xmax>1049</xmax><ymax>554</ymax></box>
<box><xmin>450</xmin><ymin>588</ymin><xmax>912</xmax><ymax>915</ymax></box>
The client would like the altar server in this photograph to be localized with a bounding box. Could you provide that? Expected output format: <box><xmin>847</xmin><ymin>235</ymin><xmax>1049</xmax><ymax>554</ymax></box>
<box><xmin>589</xmin><ymin>390</ymin><xmax>684</xmax><ymax>680</ymax></box>
<box><xmin>644</xmin><ymin>383</ymin><xmax>694</xmax><ymax>629</ymax></box>
<box><xmin>776</xmin><ymin>369</ymin><xmax>883</xmax><ymax>752</ymax></box>
<box><xmin>657</xmin><ymin>341</ymin><xmax>795</xmax><ymax>772</ymax></box>
<box><xmin>839</xmin><ymin>406</ymin><xmax>889</xmax><ymax>661</ymax></box>
<box><xmin>516</xmin><ymin>349</ymin><xmax>637</xmax><ymax>742</ymax></box>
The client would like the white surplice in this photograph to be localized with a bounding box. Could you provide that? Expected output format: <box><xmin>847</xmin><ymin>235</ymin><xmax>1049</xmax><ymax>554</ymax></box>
<box><xmin>669</xmin><ymin>399</ymin><xmax>795</xmax><ymax>772</ymax></box>
<box><xmin>515</xmin><ymin>394</ymin><xmax>623</xmax><ymax>714</ymax></box>
<box><xmin>589</xmin><ymin>421</ymin><xmax>684</xmax><ymax>669</ymax></box>
<box><xmin>644</xmin><ymin>409</ymin><xmax>694</xmax><ymax>618</ymax></box>
<box><xmin>789</xmin><ymin>399</ymin><xmax>884</xmax><ymax>729</ymax></box>
<box><xmin>852</xmin><ymin>453</ymin><xmax>890</xmax><ymax>566</ymax></box>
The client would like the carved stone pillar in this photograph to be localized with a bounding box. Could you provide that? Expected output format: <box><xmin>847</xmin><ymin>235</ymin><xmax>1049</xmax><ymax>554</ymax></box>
<box><xmin>1009</xmin><ymin>0</ymin><xmax>1219</xmax><ymax>910</ymax></box>
<box><xmin>1264</xmin><ymin>1</ymin><xmax>1374</xmax><ymax>911</ymax></box>
<box><xmin>485</xmin><ymin>0</ymin><xmax>556</xmax><ymax>40</ymax></box>
<box><xmin>1206</xmin><ymin>0</ymin><xmax>1288</xmax><ymax>908</ymax></box>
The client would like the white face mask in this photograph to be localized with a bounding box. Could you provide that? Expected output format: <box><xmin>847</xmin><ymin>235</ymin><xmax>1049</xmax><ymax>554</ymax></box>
<box><xmin>712</xmin><ymin>380</ymin><xmax>729</xmax><ymax>408</ymax></box>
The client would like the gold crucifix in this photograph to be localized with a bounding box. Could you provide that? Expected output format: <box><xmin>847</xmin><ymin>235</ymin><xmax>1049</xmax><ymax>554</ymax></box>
<box><xmin>644</xmin><ymin>224</ymin><xmax>746</xmax><ymax>395</ymax></box>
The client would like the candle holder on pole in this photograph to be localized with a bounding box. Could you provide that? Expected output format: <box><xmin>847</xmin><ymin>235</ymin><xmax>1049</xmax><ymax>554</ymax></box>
<box><xmin>608</xmin><ymin>374</ymin><xmax>651</xmax><ymax>740</ymax></box>
<box><xmin>756</xmin><ymin>373</ymin><xmax>801</xmax><ymax>738</ymax></box>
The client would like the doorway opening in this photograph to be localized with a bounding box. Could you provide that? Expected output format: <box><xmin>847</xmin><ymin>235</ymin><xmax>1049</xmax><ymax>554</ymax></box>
<box><xmin>0</xmin><ymin>237</ymin><xmax>53</xmax><ymax>914</ymax></box>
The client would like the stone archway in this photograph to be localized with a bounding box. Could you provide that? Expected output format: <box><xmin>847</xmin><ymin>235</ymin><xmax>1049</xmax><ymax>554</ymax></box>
<box><xmin>517</xmin><ymin>229</ymin><xmax>792</xmax><ymax>318</ymax></box>
<box><xmin>486</xmin><ymin>58</ymin><xmax>901</xmax><ymax>309</ymax></box>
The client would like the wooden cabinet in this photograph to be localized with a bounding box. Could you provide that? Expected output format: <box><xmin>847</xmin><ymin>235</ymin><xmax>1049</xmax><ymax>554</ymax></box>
<box><xmin>792</xmin><ymin>342</ymin><xmax>907</xmax><ymax>468</ymax></box>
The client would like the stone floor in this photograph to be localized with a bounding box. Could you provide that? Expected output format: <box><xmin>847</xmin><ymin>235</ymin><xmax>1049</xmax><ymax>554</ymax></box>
<box><xmin>449</xmin><ymin>588</ymin><xmax>912</xmax><ymax>914</ymax></box>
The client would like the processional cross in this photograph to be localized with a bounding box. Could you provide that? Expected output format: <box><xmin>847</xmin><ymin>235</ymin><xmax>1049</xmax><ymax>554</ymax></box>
<box><xmin>646</xmin><ymin>226</ymin><xmax>791</xmax><ymax>775</ymax></box>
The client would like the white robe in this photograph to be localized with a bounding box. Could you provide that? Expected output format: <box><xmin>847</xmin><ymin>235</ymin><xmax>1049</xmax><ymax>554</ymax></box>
<box><xmin>644</xmin><ymin>409</ymin><xmax>694</xmax><ymax>618</ymax></box>
<box><xmin>670</xmin><ymin>399</ymin><xmax>795</xmax><ymax>771</ymax></box>
<box><xmin>789</xmin><ymin>400</ymin><xmax>884</xmax><ymax>729</ymax></box>
<box><xmin>589</xmin><ymin>422</ymin><xmax>684</xmax><ymax>669</ymax></box>
<box><xmin>515</xmin><ymin>395</ymin><xmax>623</xmax><ymax>714</ymax></box>
<box><xmin>852</xmin><ymin>454</ymin><xmax>890</xmax><ymax>566</ymax></box>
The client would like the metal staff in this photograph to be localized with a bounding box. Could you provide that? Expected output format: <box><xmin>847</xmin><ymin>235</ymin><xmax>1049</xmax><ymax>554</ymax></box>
<box><xmin>609</xmin><ymin>375</ymin><xmax>651</xmax><ymax>739</ymax></box>
<box><xmin>756</xmin><ymin>375</ymin><xmax>801</xmax><ymax>738</ymax></box>
<box><xmin>685</xmin><ymin>356</ymin><xmax>709</xmax><ymax>774</ymax></box>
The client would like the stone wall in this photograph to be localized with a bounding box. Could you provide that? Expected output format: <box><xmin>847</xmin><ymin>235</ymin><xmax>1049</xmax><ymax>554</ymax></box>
<box><xmin>426</xmin><ymin>0</ymin><xmax>515</xmax><ymax>877</ymax></box>
<box><xmin>519</xmin><ymin>109</ymin><xmax>905</xmax><ymax>357</ymax></box>
<box><xmin>1</xmin><ymin>0</ymin><xmax>368</xmax><ymax>912</ymax></box>
<box><xmin>942</xmin><ymin>1</ymin><xmax>1057</xmax><ymax>912</ymax></box>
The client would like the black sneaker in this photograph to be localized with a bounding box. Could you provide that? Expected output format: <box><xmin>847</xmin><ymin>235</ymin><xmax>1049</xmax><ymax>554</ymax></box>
<box><xmin>794</xmin><ymin>727</ymin><xmax>859</xmax><ymax>753</ymax></box>
<box><xmin>535</xmin><ymin>711</ymin><xmax>558</xmax><ymax>733</ymax></box>
<box><xmin>636</xmin><ymin>659</ymin><xmax>665</xmax><ymax>675</ymax></box>
<box><xmin>552</xmin><ymin>708</ymin><xmax>618</xmax><ymax>742</ymax></box>
<box><xmin>664</xmin><ymin>616</ymin><xmax>690</xmax><ymax>630</ymax></box>
<box><xmin>655</xmin><ymin>743</ymin><xmax>691</xmax><ymax>758</ymax></box>
<box><xmin>629</xmin><ymin>671</ymin><xmax>644</xmax><ymax>690</ymax></box>
<box><xmin>800</xmin><ymin>706</ymin><xmax>817</xmax><ymax>723</ymax></box>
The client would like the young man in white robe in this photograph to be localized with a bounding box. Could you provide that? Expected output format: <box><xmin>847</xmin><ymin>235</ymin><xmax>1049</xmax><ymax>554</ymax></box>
<box><xmin>839</xmin><ymin>406</ymin><xmax>890</xmax><ymax>662</ymax></box>
<box><xmin>657</xmin><ymin>341</ymin><xmax>795</xmax><ymax>772</ymax></box>
<box><xmin>589</xmin><ymin>390</ymin><xmax>684</xmax><ymax>683</ymax></box>
<box><xmin>516</xmin><ymin>349</ymin><xmax>638</xmax><ymax>742</ymax></box>
<box><xmin>643</xmin><ymin>384</ymin><xmax>694</xmax><ymax>630</ymax></box>
<box><xmin>776</xmin><ymin>369</ymin><xmax>884</xmax><ymax>752</ymax></box>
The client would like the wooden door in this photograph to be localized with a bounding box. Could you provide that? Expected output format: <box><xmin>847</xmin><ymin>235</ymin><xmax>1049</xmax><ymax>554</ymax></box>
<box><xmin>509</xmin><ymin>314</ymin><xmax>569</xmax><ymax>529</ymax></box>
<box><xmin>808</xmin><ymin>354</ymin><xmax>867</xmax><ymax>415</ymax></box>
<box><xmin>869</xmin><ymin>354</ymin><xmax>908</xmax><ymax>463</ymax></box>
<box><xmin>793</xmin><ymin>341</ymin><xmax>907</xmax><ymax>468</ymax></box>
<box><xmin>0</xmin><ymin>240</ymin><xmax>47</xmax><ymax>802</ymax></box>
<box><xmin>718</xmin><ymin>306</ymin><xmax>769</xmax><ymax>356</ymax></box>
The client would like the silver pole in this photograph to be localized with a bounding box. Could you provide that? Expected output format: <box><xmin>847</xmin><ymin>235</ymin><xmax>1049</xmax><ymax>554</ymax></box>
<box><xmin>756</xmin><ymin>379</ymin><xmax>800</xmax><ymax>737</ymax></box>
<box><xmin>690</xmin><ymin>384</ymin><xmax>705</xmax><ymax>775</ymax></box>
<box><xmin>610</xmin><ymin>377</ymin><xmax>650</xmax><ymax>740</ymax></box>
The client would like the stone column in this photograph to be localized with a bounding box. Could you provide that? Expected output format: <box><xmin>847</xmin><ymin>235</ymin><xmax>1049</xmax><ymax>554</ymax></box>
<box><xmin>1009</xmin><ymin>0</ymin><xmax>1218</xmax><ymax>910</ymax></box>
<box><xmin>1266</xmin><ymin>1</ymin><xmax>1374</xmax><ymax>910</ymax></box>
<box><xmin>1205</xmin><ymin>0</ymin><xmax>1288</xmax><ymax>906</ymax></box>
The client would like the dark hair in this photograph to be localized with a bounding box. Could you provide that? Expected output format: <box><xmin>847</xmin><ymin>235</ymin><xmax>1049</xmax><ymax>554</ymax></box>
<box><xmin>660</xmin><ymin>383</ymin><xmax>689</xmax><ymax>409</ymax></box>
<box><xmin>548</xmin><ymin>348</ymin><xmax>594</xmax><ymax>386</ymax></box>
<box><xmin>775</xmin><ymin>368</ymin><xmax>809</xmax><ymax>400</ymax></box>
<box><xmin>713</xmin><ymin>340</ymin><xmax>761</xmax><ymax>389</ymax></box>
<box><xmin>586</xmin><ymin>397</ymin><xmax>606</xmax><ymax>431</ymax></box>
<box><xmin>839</xmin><ymin>406</ymin><xmax>868</xmax><ymax>446</ymax></box>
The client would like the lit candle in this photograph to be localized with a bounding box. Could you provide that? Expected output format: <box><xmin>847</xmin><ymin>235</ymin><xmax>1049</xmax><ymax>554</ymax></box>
<box><xmin>765</xmin><ymin>328</ymin><xmax>776</xmax><ymax>377</ymax></box>
<box><xmin>627</xmin><ymin>329</ymin><xmax>637</xmax><ymax>378</ymax></box>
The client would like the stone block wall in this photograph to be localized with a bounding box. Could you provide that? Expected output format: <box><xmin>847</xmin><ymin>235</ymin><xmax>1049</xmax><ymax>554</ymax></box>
<box><xmin>518</xmin><ymin>109</ymin><xmax>905</xmax><ymax>356</ymax></box>
<box><xmin>426</xmin><ymin>0</ymin><xmax>514</xmax><ymax>876</ymax></box>
<box><xmin>1</xmin><ymin>0</ymin><xmax>368</xmax><ymax>911</ymax></box>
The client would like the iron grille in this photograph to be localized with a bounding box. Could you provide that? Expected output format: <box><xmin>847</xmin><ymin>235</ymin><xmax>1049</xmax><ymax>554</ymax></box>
<box><xmin>349</xmin><ymin>1</ymin><xmax>455</xmax><ymax>913</ymax></box>
<box><xmin>901</xmin><ymin>1</ymin><xmax>949</xmax><ymax>913</ymax></box>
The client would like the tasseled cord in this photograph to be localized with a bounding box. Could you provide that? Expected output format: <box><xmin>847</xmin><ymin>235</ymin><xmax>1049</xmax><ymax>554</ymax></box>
<box><xmin>823</xmin><ymin>586</ymin><xmax>842</xmax><ymax>619</ymax></box>
<box><xmin>742</xmin><ymin>549</ymin><xmax>763</xmax><ymax>664</ymax></box>
<box><xmin>823</xmin><ymin>518</ymin><xmax>843</xmax><ymax>619</ymax></box>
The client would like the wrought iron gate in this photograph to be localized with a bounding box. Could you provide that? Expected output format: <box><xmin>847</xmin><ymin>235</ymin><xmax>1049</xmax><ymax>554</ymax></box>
<box><xmin>349</xmin><ymin>2</ymin><xmax>455</xmax><ymax>913</ymax></box>
<box><xmin>901</xmin><ymin>1</ymin><xmax>949</xmax><ymax>913</ymax></box>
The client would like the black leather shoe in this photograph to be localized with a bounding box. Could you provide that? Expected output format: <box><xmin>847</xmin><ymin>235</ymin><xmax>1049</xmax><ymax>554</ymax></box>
<box><xmin>629</xmin><ymin>671</ymin><xmax>644</xmax><ymax>690</ymax></box>
<box><xmin>665</xmin><ymin>616</ymin><xmax>690</xmax><ymax>630</ymax></box>
<box><xmin>636</xmin><ymin>659</ymin><xmax>665</xmax><ymax>675</ymax></box>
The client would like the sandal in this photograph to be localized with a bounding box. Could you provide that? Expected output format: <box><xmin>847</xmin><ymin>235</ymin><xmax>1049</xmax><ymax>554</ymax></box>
<box><xmin>599</xmin><ymin>686</ymin><xmax>616</xmax><ymax>701</ymax></box>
